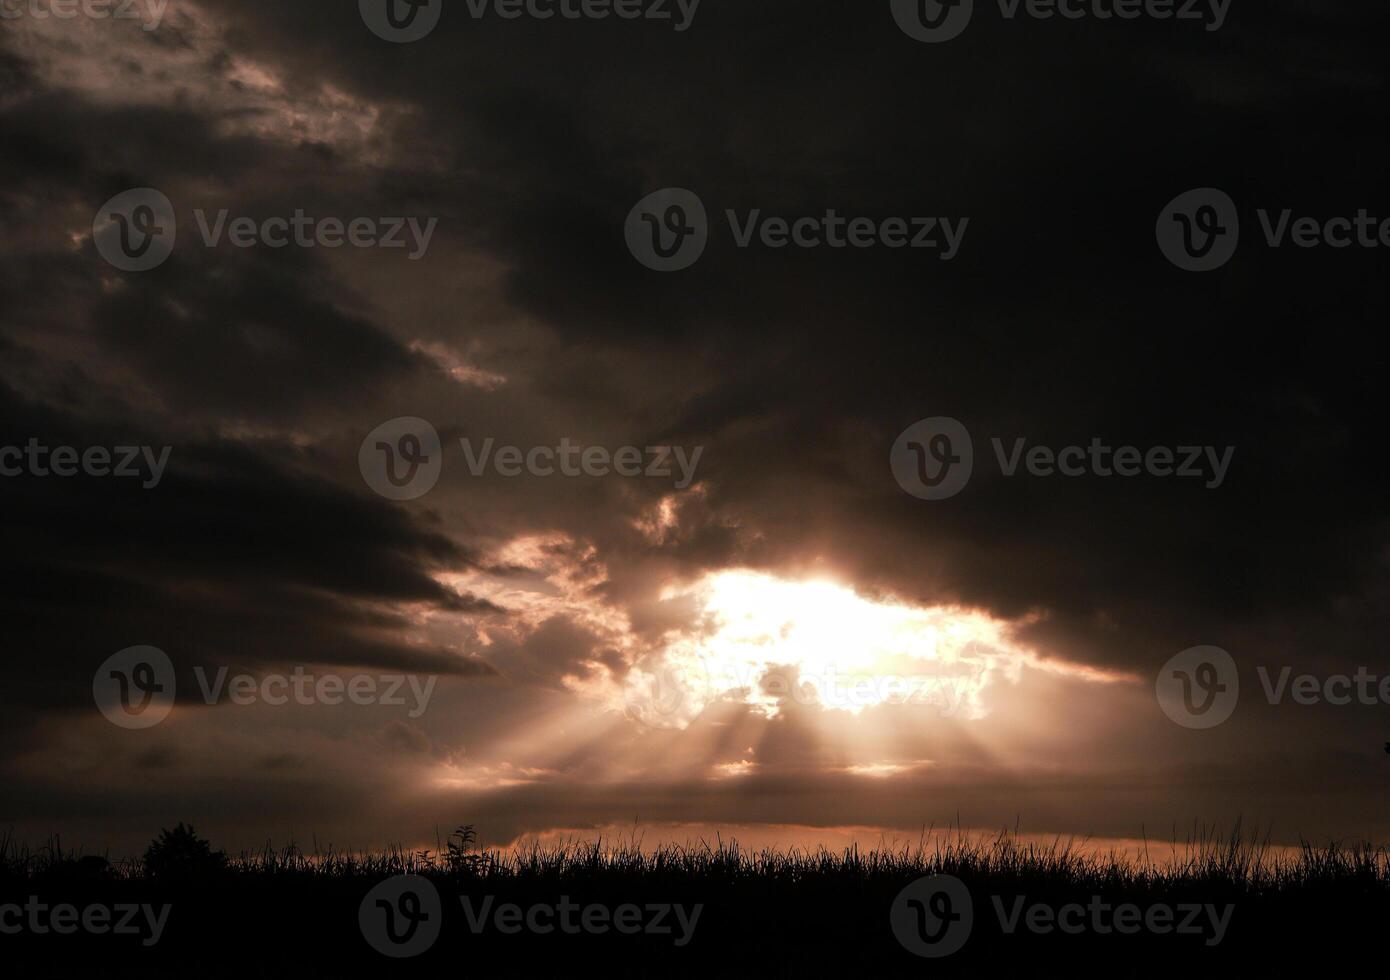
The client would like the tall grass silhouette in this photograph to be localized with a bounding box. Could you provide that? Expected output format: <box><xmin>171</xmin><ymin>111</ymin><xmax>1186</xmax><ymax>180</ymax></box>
<box><xmin>3</xmin><ymin>823</ymin><xmax>1385</xmax><ymax>977</ymax></box>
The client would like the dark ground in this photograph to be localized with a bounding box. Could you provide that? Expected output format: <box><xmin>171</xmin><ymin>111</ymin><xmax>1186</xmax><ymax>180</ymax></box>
<box><xmin>2</xmin><ymin>829</ymin><xmax>1380</xmax><ymax>976</ymax></box>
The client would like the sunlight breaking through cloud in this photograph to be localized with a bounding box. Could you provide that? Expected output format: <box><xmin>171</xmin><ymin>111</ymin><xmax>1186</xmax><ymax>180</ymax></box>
<box><xmin>622</xmin><ymin>570</ymin><xmax>1039</xmax><ymax>726</ymax></box>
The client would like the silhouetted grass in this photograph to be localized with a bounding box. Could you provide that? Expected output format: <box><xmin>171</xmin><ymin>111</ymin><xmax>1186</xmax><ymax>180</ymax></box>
<box><xmin>2</xmin><ymin>824</ymin><xmax>1384</xmax><ymax>977</ymax></box>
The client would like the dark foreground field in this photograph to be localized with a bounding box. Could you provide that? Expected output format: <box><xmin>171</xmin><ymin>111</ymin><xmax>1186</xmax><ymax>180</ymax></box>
<box><xmin>3</xmin><ymin>825</ymin><xmax>1384</xmax><ymax>977</ymax></box>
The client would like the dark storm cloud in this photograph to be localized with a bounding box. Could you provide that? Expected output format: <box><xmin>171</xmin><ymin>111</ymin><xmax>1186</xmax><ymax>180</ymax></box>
<box><xmin>2</xmin><ymin>0</ymin><xmax>1388</xmax><ymax>852</ymax></box>
<box><xmin>0</xmin><ymin>380</ymin><xmax>498</xmax><ymax>720</ymax></box>
<box><xmin>166</xmin><ymin>0</ymin><xmax>1390</xmax><ymax>681</ymax></box>
<box><xmin>89</xmin><ymin>246</ymin><xmax>424</xmax><ymax>416</ymax></box>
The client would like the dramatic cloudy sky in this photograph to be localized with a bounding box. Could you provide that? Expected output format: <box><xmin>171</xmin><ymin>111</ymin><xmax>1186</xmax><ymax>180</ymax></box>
<box><xmin>2</xmin><ymin>1</ymin><xmax>1388</xmax><ymax>855</ymax></box>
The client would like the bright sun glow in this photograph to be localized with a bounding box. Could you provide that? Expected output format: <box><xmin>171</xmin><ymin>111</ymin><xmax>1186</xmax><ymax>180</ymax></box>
<box><xmin>623</xmin><ymin>570</ymin><xmax>1032</xmax><ymax>727</ymax></box>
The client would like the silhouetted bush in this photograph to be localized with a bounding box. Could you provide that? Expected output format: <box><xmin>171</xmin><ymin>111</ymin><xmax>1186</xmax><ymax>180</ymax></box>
<box><xmin>141</xmin><ymin>823</ymin><xmax>227</xmax><ymax>879</ymax></box>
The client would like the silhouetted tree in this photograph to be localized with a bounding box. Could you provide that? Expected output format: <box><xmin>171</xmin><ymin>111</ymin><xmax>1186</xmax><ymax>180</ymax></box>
<box><xmin>73</xmin><ymin>855</ymin><xmax>110</xmax><ymax>877</ymax></box>
<box><xmin>142</xmin><ymin>823</ymin><xmax>227</xmax><ymax>878</ymax></box>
